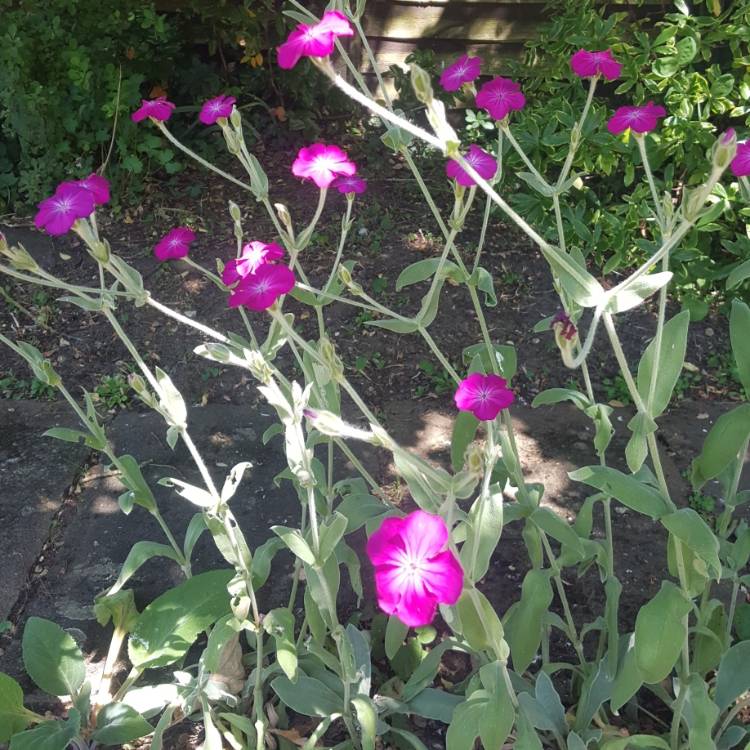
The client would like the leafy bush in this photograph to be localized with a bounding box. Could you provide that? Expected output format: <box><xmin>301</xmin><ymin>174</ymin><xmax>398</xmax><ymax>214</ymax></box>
<box><xmin>391</xmin><ymin>0</ymin><xmax>750</xmax><ymax>306</ymax></box>
<box><xmin>0</xmin><ymin>1</ymin><xmax>185</xmax><ymax>209</ymax></box>
<box><xmin>502</xmin><ymin>0</ymin><xmax>750</xmax><ymax>308</ymax></box>
<box><xmin>0</xmin><ymin>0</ymin><xmax>339</xmax><ymax>212</ymax></box>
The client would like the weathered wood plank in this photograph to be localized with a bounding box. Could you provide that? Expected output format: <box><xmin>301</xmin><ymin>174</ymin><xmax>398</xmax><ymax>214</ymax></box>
<box><xmin>361</xmin><ymin>2</ymin><xmax>539</xmax><ymax>42</ymax></box>
<box><xmin>360</xmin><ymin>38</ymin><xmax>525</xmax><ymax>72</ymax></box>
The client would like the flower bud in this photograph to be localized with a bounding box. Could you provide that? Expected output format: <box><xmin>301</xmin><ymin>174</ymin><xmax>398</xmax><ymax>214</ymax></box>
<box><xmin>274</xmin><ymin>203</ymin><xmax>294</xmax><ymax>235</ymax></box>
<box><xmin>90</xmin><ymin>239</ymin><xmax>110</xmax><ymax>264</ymax></box>
<box><xmin>128</xmin><ymin>373</ymin><xmax>147</xmax><ymax>395</ymax></box>
<box><xmin>319</xmin><ymin>336</ymin><xmax>344</xmax><ymax>382</ymax></box>
<box><xmin>0</xmin><ymin>232</ymin><xmax>6</xmax><ymax>254</ymax></box>
<box><xmin>712</xmin><ymin>128</ymin><xmax>737</xmax><ymax>170</ymax></box>
<box><xmin>425</xmin><ymin>99</ymin><xmax>459</xmax><ymax>152</ymax></box>
<box><xmin>410</xmin><ymin>63</ymin><xmax>434</xmax><ymax>105</ymax></box>
<box><xmin>551</xmin><ymin>310</ymin><xmax>579</xmax><ymax>368</ymax></box>
<box><xmin>228</xmin><ymin>201</ymin><xmax>242</xmax><ymax>222</ymax></box>
<box><xmin>303</xmin><ymin>408</ymin><xmax>376</xmax><ymax>443</ymax></box>
<box><xmin>221</xmin><ymin>124</ymin><xmax>241</xmax><ymax>155</ymax></box>
<box><xmin>2</xmin><ymin>243</ymin><xmax>39</xmax><ymax>273</ymax></box>
<box><xmin>230</xmin><ymin>108</ymin><xmax>242</xmax><ymax>131</ymax></box>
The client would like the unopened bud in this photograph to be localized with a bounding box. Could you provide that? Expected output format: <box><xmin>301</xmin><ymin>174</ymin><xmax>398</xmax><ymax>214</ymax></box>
<box><xmin>128</xmin><ymin>373</ymin><xmax>146</xmax><ymax>393</ymax></box>
<box><xmin>712</xmin><ymin>128</ymin><xmax>737</xmax><ymax>170</ymax></box>
<box><xmin>230</xmin><ymin>108</ymin><xmax>242</xmax><ymax>130</ymax></box>
<box><xmin>0</xmin><ymin>232</ymin><xmax>6</xmax><ymax>254</ymax></box>
<box><xmin>274</xmin><ymin>203</ymin><xmax>293</xmax><ymax>235</ymax></box>
<box><xmin>551</xmin><ymin>310</ymin><xmax>579</xmax><ymax>368</ymax></box>
<box><xmin>425</xmin><ymin>99</ymin><xmax>459</xmax><ymax>151</ymax></box>
<box><xmin>90</xmin><ymin>239</ymin><xmax>110</xmax><ymax>264</ymax></box>
<box><xmin>222</xmin><ymin>124</ymin><xmax>241</xmax><ymax>155</ymax></box>
<box><xmin>410</xmin><ymin>63</ymin><xmax>434</xmax><ymax>105</ymax></box>
<box><xmin>228</xmin><ymin>201</ymin><xmax>242</xmax><ymax>223</ymax></box>
<box><xmin>2</xmin><ymin>244</ymin><xmax>39</xmax><ymax>272</ymax></box>
<box><xmin>303</xmin><ymin>408</ymin><xmax>376</xmax><ymax>443</ymax></box>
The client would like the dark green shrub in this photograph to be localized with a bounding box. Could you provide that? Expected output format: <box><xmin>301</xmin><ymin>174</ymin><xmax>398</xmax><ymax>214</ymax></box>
<box><xmin>0</xmin><ymin>1</ymin><xmax>186</xmax><ymax>209</ymax></box>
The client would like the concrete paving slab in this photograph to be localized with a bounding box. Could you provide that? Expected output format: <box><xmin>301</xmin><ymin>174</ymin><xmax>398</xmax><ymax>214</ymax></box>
<box><xmin>0</xmin><ymin>400</ymin><xmax>90</xmax><ymax>620</ymax></box>
<box><xmin>0</xmin><ymin>402</ymin><xmax>377</xmax><ymax>687</ymax></box>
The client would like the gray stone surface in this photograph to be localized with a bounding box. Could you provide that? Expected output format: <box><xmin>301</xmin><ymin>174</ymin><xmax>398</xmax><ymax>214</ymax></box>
<box><xmin>0</xmin><ymin>402</ymin><xmax>376</xmax><ymax>685</ymax></box>
<box><xmin>0</xmin><ymin>400</ymin><xmax>90</xmax><ymax>620</ymax></box>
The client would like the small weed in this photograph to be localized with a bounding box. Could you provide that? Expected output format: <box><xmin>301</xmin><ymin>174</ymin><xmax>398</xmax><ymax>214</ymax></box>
<box><xmin>689</xmin><ymin>491</ymin><xmax>716</xmax><ymax>521</ymax></box>
<box><xmin>601</xmin><ymin>374</ymin><xmax>631</xmax><ymax>405</ymax></box>
<box><xmin>414</xmin><ymin>359</ymin><xmax>454</xmax><ymax>397</ymax></box>
<box><xmin>371</xmin><ymin>276</ymin><xmax>388</xmax><ymax>296</ymax></box>
<box><xmin>354</xmin><ymin>352</ymin><xmax>386</xmax><ymax>373</ymax></box>
<box><xmin>354</xmin><ymin>309</ymin><xmax>375</xmax><ymax>327</ymax></box>
<box><xmin>0</xmin><ymin>373</ymin><xmax>56</xmax><ymax>400</ymax></box>
<box><xmin>201</xmin><ymin>366</ymin><xmax>223</xmax><ymax>381</ymax></box>
<box><xmin>95</xmin><ymin>374</ymin><xmax>131</xmax><ymax>409</ymax></box>
<box><xmin>673</xmin><ymin>370</ymin><xmax>702</xmax><ymax>400</ymax></box>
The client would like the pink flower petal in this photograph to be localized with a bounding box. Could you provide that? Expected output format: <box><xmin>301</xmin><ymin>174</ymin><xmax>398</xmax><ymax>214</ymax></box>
<box><xmin>400</xmin><ymin>510</ymin><xmax>449</xmax><ymax>561</ymax></box>
<box><xmin>731</xmin><ymin>142</ymin><xmax>750</xmax><ymax>177</ymax></box>
<box><xmin>154</xmin><ymin>226</ymin><xmax>196</xmax><ymax>262</ymax></box>
<box><xmin>367</xmin><ymin>510</ymin><xmax>464</xmax><ymax>627</ymax></box>
<box><xmin>76</xmin><ymin>174</ymin><xmax>110</xmax><ymax>205</ymax></box>
<box><xmin>366</xmin><ymin>515</ymin><xmax>407</xmax><ymax>566</ymax></box>
<box><xmin>476</xmin><ymin>77</ymin><xmax>525</xmax><ymax>121</ymax></box>
<box><xmin>199</xmin><ymin>94</ymin><xmax>236</xmax><ymax>125</ymax></box>
<box><xmin>570</xmin><ymin>49</ymin><xmax>622</xmax><ymax>81</ymax></box>
<box><xmin>34</xmin><ymin>183</ymin><xmax>95</xmax><ymax>236</ymax></box>
<box><xmin>292</xmin><ymin>143</ymin><xmax>356</xmax><ymax>189</ymax></box>
<box><xmin>454</xmin><ymin>372</ymin><xmax>514</xmax><ymax>421</ymax></box>
<box><xmin>446</xmin><ymin>144</ymin><xmax>497</xmax><ymax>187</ymax></box>
<box><xmin>440</xmin><ymin>54</ymin><xmax>482</xmax><ymax>92</ymax></box>
<box><xmin>422</xmin><ymin>550</ymin><xmax>463</xmax><ymax>604</ymax></box>
<box><xmin>132</xmin><ymin>96</ymin><xmax>176</xmax><ymax>123</ymax></box>
<box><xmin>397</xmin><ymin>584</ymin><xmax>439</xmax><ymax>628</ymax></box>
<box><xmin>227</xmin><ymin>263</ymin><xmax>295</xmax><ymax>310</ymax></box>
<box><xmin>607</xmin><ymin>101</ymin><xmax>666</xmax><ymax>135</ymax></box>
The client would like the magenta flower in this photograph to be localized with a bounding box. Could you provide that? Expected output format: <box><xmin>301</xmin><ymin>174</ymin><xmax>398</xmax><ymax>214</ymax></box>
<box><xmin>446</xmin><ymin>144</ymin><xmax>497</xmax><ymax>187</ymax></box>
<box><xmin>34</xmin><ymin>183</ymin><xmax>96</xmax><ymax>236</ymax></box>
<box><xmin>75</xmin><ymin>174</ymin><xmax>110</xmax><ymax>205</ymax></box>
<box><xmin>607</xmin><ymin>101</ymin><xmax>666</xmax><ymax>135</ymax></box>
<box><xmin>570</xmin><ymin>49</ymin><xmax>622</xmax><ymax>82</ymax></box>
<box><xmin>332</xmin><ymin>175</ymin><xmax>367</xmax><ymax>195</ymax></box>
<box><xmin>475</xmin><ymin>77</ymin><xmax>526</xmax><ymax>121</ymax></box>
<box><xmin>440</xmin><ymin>54</ymin><xmax>482</xmax><ymax>92</ymax></box>
<box><xmin>366</xmin><ymin>510</ymin><xmax>463</xmax><ymax>628</ymax></box>
<box><xmin>292</xmin><ymin>143</ymin><xmax>357</xmax><ymax>189</ymax></box>
<box><xmin>222</xmin><ymin>241</ymin><xmax>285</xmax><ymax>286</ymax></box>
<box><xmin>277</xmin><ymin>10</ymin><xmax>354</xmax><ymax>70</ymax></box>
<box><xmin>154</xmin><ymin>227</ymin><xmax>196</xmax><ymax>262</ymax></box>
<box><xmin>731</xmin><ymin>141</ymin><xmax>750</xmax><ymax>177</ymax></box>
<box><xmin>454</xmin><ymin>372</ymin><xmax>514</xmax><ymax>421</ymax></box>
<box><xmin>131</xmin><ymin>97</ymin><xmax>176</xmax><ymax>123</ymax></box>
<box><xmin>199</xmin><ymin>94</ymin><xmax>236</xmax><ymax>125</ymax></box>
<box><xmin>227</xmin><ymin>263</ymin><xmax>295</xmax><ymax>311</ymax></box>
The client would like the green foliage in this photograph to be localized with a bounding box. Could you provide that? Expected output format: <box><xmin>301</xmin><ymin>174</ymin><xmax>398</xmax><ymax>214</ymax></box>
<box><xmin>463</xmin><ymin>0</ymin><xmax>750</xmax><ymax>301</ymax></box>
<box><xmin>95</xmin><ymin>373</ymin><xmax>131</xmax><ymax>409</ymax></box>
<box><xmin>0</xmin><ymin>0</ymin><xmax>184</xmax><ymax>209</ymax></box>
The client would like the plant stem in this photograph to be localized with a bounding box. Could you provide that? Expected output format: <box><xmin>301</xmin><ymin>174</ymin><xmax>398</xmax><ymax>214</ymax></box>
<box><xmin>156</xmin><ymin>122</ymin><xmax>253</xmax><ymax>192</ymax></box>
<box><xmin>636</xmin><ymin>135</ymin><xmax>666</xmax><ymax>231</ymax></box>
<box><xmin>540</xmin><ymin>532</ymin><xmax>586</xmax><ymax>665</ymax></box>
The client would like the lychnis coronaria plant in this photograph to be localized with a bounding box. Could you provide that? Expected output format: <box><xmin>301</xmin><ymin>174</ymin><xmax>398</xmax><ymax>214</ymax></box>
<box><xmin>1</xmin><ymin>3</ymin><xmax>750</xmax><ymax>750</ymax></box>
